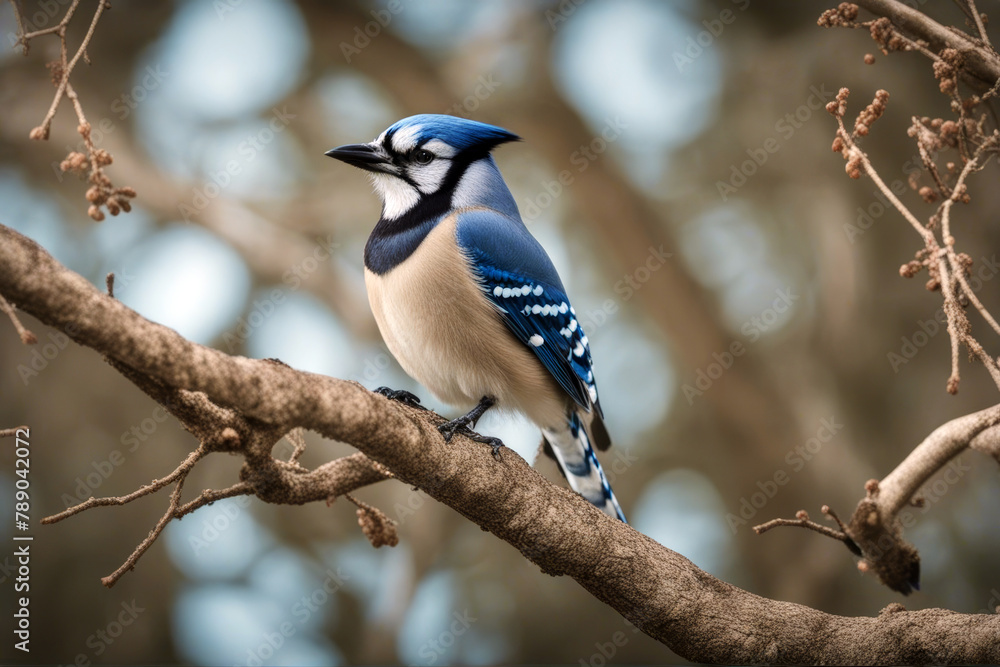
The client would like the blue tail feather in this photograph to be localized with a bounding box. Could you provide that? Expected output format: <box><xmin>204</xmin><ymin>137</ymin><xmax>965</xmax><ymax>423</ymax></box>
<box><xmin>543</xmin><ymin>412</ymin><xmax>626</xmax><ymax>522</ymax></box>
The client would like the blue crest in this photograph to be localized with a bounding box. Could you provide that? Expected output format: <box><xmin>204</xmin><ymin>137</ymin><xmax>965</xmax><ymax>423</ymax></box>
<box><xmin>386</xmin><ymin>114</ymin><xmax>520</xmax><ymax>152</ymax></box>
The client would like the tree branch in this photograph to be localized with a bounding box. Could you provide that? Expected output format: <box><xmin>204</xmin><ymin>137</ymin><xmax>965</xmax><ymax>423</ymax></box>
<box><xmin>854</xmin><ymin>0</ymin><xmax>1000</xmax><ymax>87</ymax></box>
<box><xmin>878</xmin><ymin>404</ymin><xmax>1000</xmax><ymax>516</ymax></box>
<box><xmin>2</xmin><ymin>226</ymin><xmax>999</xmax><ymax>663</ymax></box>
<box><xmin>757</xmin><ymin>404</ymin><xmax>1000</xmax><ymax>593</ymax></box>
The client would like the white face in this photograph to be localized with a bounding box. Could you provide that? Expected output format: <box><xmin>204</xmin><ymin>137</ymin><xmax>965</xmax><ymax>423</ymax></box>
<box><xmin>368</xmin><ymin>129</ymin><xmax>458</xmax><ymax>220</ymax></box>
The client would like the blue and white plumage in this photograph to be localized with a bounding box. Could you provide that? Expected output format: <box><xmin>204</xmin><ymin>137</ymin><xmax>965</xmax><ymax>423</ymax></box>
<box><xmin>327</xmin><ymin>114</ymin><xmax>626</xmax><ymax>522</ymax></box>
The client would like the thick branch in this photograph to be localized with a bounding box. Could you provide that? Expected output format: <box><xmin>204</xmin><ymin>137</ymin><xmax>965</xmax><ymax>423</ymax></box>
<box><xmin>879</xmin><ymin>404</ymin><xmax>1000</xmax><ymax>515</ymax></box>
<box><xmin>1</xmin><ymin>224</ymin><xmax>998</xmax><ymax>663</ymax></box>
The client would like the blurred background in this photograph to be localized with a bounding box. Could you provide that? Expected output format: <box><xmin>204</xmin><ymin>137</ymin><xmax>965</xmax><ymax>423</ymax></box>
<box><xmin>1</xmin><ymin>0</ymin><xmax>999</xmax><ymax>664</ymax></box>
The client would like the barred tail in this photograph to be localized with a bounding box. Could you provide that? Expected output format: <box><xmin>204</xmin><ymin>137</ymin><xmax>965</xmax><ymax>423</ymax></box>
<box><xmin>542</xmin><ymin>411</ymin><xmax>626</xmax><ymax>522</ymax></box>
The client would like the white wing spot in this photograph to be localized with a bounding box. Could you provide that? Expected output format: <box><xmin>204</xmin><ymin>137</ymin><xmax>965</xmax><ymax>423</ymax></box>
<box><xmin>569</xmin><ymin>319</ymin><xmax>578</xmax><ymax>332</ymax></box>
<box><xmin>529</xmin><ymin>334</ymin><xmax>544</xmax><ymax>347</ymax></box>
<box><xmin>574</xmin><ymin>341</ymin><xmax>585</xmax><ymax>357</ymax></box>
<box><xmin>533</xmin><ymin>285</ymin><xmax>543</xmax><ymax>296</ymax></box>
<box><xmin>588</xmin><ymin>385</ymin><xmax>598</xmax><ymax>403</ymax></box>
<box><xmin>559</xmin><ymin>302</ymin><xmax>568</xmax><ymax>314</ymax></box>
<box><xmin>493</xmin><ymin>286</ymin><xmax>503</xmax><ymax>297</ymax></box>
<box><xmin>531</xmin><ymin>305</ymin><xmax>542</xmax><ymax>314</ymax></box>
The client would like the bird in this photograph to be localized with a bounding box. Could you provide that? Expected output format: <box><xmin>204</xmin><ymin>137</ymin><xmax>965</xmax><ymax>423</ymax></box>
<box><xmin>326</xmin><ymin>114</ymin><xmax>626</xmax><ymax>522</ymax></box>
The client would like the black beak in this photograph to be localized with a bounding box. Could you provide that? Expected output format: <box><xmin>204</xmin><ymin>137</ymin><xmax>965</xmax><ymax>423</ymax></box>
<box><xmin>325</xmin><ymin>143</ymin><xmax>391</xmax><ymax>172</ymax></box>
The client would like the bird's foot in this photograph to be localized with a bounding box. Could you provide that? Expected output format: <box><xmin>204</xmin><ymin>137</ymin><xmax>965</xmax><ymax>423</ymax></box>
<box><xmin>374</xmin><ymin>386</ymin><xmax>426</xmax><ymax>411</ymax></box>
<box><xmin>438</xmin><ymin>396</ymin><xmax>496</xmax><ymax>440</ymax></box>
<box><xmin>438</xmin><ymin>396</ymin><xmax>504</xmax><ymax>460</ymax></box>
<box><xmin>459</xmin><ymin>428</ymin><xmax>505</xmax><ymax>461</ymax></box>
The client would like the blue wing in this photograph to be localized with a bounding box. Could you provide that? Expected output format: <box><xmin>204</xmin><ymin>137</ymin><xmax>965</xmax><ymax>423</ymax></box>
<box><xmin>455</xmin><ymin>208</ymin><xmax>602</xmax><ymax>416</ymax></box>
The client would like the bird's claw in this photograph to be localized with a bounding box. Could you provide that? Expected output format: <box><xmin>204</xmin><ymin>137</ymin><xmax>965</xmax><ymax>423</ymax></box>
<box><xmin>437</xmin><ymin>416</ymin><xmax>470</xmax><ymax>443</ymax></box>
<box><xmin>437</xmin><ymin>420</ymin><xmax>505</xmax><ymax>461</ymax></box>
<box><xmin>374</xmin><ymin>386</ymin><xmax>426</xmax><ymax>410</ymax></box>
<box><xmin>472</xmin><ymin>434</ymin><xmax>504</xmax><ymax>461</ymax></box>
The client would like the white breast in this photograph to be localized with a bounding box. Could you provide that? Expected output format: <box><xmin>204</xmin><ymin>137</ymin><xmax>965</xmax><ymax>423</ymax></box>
<box><xmin>364</xmin><ymin>212</ymin><xmax>566</xmax><ymax>428</ymax></box>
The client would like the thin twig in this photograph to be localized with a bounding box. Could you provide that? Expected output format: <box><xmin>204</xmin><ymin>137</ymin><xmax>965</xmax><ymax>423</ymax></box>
<box><xmin>14</xmin><ymin>0</ymin><xmax>135</xmax><ymax>219</ymax></box>
<box><xmin>938</xmin><ymin>259</ymin><xmax>965</xmax><ymax>393</ymax></box>
<box><xmin>837</xmin><ymin>121</ymin><xmax>935</xmax><ymax>245</ymax></box>
<box><xmin>6</xmin><ymin>0</ymin><xmax>27</xmax><ymax>50</ymax></box>
<box><xmin>18</xmin><ymin>0</ymin><xmax>81</xmax><ymax>42</ymax></box>
<box><xmin>754</xmin><ymin>506</ymin><xmax>861</xmax><ymax>555</ymax></box>
<box><xmin>940</xmin><ymin>138</ymin><xmax>1000</xmax><ymax>339</ymax></box>
<box><xmin>173</xmin><ymin>483</ymin><xmax>253</xmax><ymax>519</ymax></box>
<box><xmin>29</xmin><ymin>0</ymin><xmax>107</xmax><ymax>140</ymax></box>
<box><xmin>0</xmin><ymin>293</ymin><xmax>36</xmax><ymax>344</ymax></box>
<box><xmin>286</xmin><ymin>428</ymin><xmax>307</xmax><ymax>466</ymax></box>
<box><xmin>961</xmin><ymin>0</ymin><xmax>992</xmax><ymax>49</ymax></box>
<box><xmin>838</xmin><ymin>106</ymin><xmax>1000</xmax><ymax>394</ymax></box>
<box><xmin>42</xmin><ymin>446</ymin><xmax>208</xmax><ymax>525</ymax></box>
<box><xmin>101</xmin><ymin>464</ymin><xmax>192</xmax><ymax>588</ymax></box>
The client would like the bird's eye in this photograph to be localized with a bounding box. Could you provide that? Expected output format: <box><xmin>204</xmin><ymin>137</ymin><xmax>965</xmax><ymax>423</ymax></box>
<box><xmin>413</xmin><ymin>149</ymin><xmax>434</xmax><ymax>165</ymax></box>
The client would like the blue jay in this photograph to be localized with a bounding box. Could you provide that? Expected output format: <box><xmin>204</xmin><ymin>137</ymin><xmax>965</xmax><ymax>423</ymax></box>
<box><xmin>326</xmin><ymin>114</ymin><xmax>626</xmax><ymax>522</ymax></box>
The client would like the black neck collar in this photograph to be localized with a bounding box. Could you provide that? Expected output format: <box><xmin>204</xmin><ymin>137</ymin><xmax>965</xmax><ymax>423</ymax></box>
<box><xmin>363</xmin><ymin>147</ymin><xmax>490</xmax><ymax>275</ymax></box>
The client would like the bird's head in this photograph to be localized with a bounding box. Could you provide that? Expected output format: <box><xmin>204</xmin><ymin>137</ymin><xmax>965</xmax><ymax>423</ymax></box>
<box><xmin>326</xmin><ymin>114</ymin><xmax>520</xmax><ymax>220</ymax></box>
